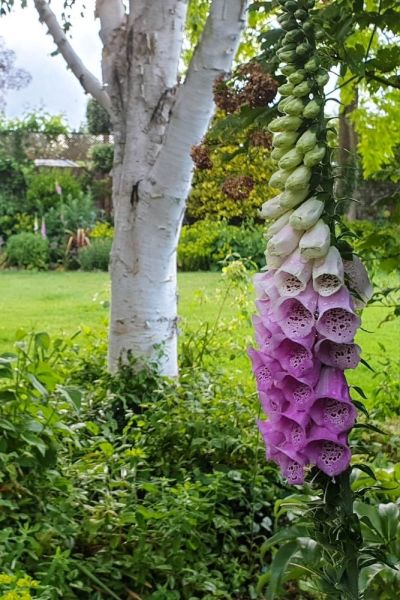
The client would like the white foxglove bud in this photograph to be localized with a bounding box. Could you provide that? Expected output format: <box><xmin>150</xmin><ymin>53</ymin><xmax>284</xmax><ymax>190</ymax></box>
<box><xmin>280</xmin><ymin>187</ymin><xmax>310</xmax><ymax>209</ymax></box>
<box><xmin>267</xmin><ymin>224</ymin><xmax>302</xmax><ymax>257</ymax></box>
<box><xmin>260</xmin><ymin>194</ymin><xmax>287</xmax><ymax>219</ymax></box>
<box><xmin>265</xmin><ymin>210</ymin><xmax>293</xmax><ymax>240</ymax></box>
<box><xmin>275</xmin><ymin>248</ymin><xmax>313</xmax><ymax>297</ymax></box>
<box><xmin>313</xmin><ymin>246</ymin><xmax>344</xmax><ymax>296</ymax></box>
<box><xmin>299</xmin><ymin>219</ymin><xmax>330</xmax><ymax>260</ymax></box>
<box><xmin>289</xmin><ymin>197</ymin><xmax>324</xmax><ymax>231</ymax></box>
<box><xmin>265</xmin><ymin>250</ymin><xmax>286</xmax><ymax>270</ymax></box>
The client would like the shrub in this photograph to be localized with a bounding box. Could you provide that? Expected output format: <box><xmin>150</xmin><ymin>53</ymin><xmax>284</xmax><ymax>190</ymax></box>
<box><xmin>44</xmin><ymin>192</ymin><xmax>97</xmax><ymax>264</ymax></box>
<box><xmin>86</xmin><ymin>98</ymin><xmax>112</xmax><ymax>135</ymax></box>
<box><xmin>0</xmin><ymin>156</ymin><xmax>28</xmax><ymax>197</ymax></box>
<box><xmin>187</xmin><ymin>119</ymin><xmax>274</xmax><ymax>222</ymax></box>
<box><xmin>26</xmin><ymin>169</ymin><xmax>83</xmax><ymax>212</ymax></box>
<box><xmin>78</xmin><ymin>237</ymin><xmax>112</xmax><ymax>270</ymax></box>
<box><xmin>6</xmin><ymin>232</ymin><xmax>49</xmax><ymax>269</ymax></box>
<box><xmin>178</xmin><ymin>219</ymin><xmax>265</xmax><ymax>270</ymax></box>
<box><xmin>0</xmin><ymin>330</ymin><xmax>282</xmax><ymax>599</ymax></box>
<box><xmin>90</xmin><ymin>221</ymin><xmax>114</xmax><ymax>239</ymax></box>
<box><xmin>90</xmin><ymin>144</ymin><xmax>114</xmax><ymax>174</ymax></box>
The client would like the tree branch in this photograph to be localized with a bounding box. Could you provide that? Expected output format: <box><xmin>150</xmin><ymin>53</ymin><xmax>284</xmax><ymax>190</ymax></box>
<box><xmin>33</xmin><ymin>0</ymin><xmax>112</xmax><ymax>114</ymax></box>
<box><xmin>365</xmin><ymin>72</ymin><xmax>400</xmax><ymax>90</ymax></box>
<box><xmin>95</xmin><ymin>0</ymin><xmax>126</xmax><ymax>46</ymax></box>
<box><xmin>151</xmin><ymin>0</ymin><xmax>248</xmax><ymax>196</ymax></box>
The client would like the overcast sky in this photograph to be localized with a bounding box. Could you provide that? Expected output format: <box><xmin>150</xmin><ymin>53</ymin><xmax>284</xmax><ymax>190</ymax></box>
<box><xmin>0</xmin><ymin>0</ymin><xmax>102</xmax><ymax>130</ymax></box>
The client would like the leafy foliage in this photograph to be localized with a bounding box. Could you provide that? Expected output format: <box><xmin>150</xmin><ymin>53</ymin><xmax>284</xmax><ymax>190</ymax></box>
<box><xmin>0</xmin><ymin>326</ymin><xmax>284</xmax><ymax>599</ymax></box>
<box><xmin>78</xmin><ymin>238</ymin><xmax>112</xmax><ymax>271</ymax></box>
<box><xmin>6</xmin><ymin>232</ymin><xmax>49</xmax><ymax>269</ymax></box>
<box><xmin>89</xmin><ymin>144</ymin><xmax>113</xmax><ymax>174</ymax></box>
<box><xmin>85</xmin><ymin>99</ymin><xmax>111</xmax><ymax>136</ymax></box>
<box><xmin>26</xmin><ymin>170</ymin><xmax>82</xmax><ymax>213</ymax></box>
<box><xmin>178</xmin><ymin>219</ymin><xmax>265</xmax><ymax>270</ymax></box>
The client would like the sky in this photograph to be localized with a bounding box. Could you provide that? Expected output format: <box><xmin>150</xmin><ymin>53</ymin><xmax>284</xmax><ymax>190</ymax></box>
<box><xmin>0</xmin><ymin>0</ymin><xmax>102</xmax><ymax>130</ymax></box>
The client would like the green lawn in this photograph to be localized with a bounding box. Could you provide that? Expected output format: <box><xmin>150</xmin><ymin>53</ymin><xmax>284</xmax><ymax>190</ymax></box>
<box><xmin>0</xmin><ymin>270</ymin><xmax>398</xmax><ymax>400</ymax></box>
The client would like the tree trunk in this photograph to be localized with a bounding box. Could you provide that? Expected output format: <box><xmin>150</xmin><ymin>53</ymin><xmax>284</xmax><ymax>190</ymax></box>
<box><xmin>109</xmin><ymin>158</ymin><xmax>183</xmax><ymax>376</ymax></box>
<box><xmin>107</xmin><ymin>0</ymin><xmax>247</xmax><ymax>376</ymax></box>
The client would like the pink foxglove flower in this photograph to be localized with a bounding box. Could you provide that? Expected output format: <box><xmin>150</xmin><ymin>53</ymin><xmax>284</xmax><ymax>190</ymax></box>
<box><xmin>343</xmin><ymin>255</ymin><xmax>373</xmax><ymax>308</ymax></box>
<box><xmin>316</xmin><ymin>287</ymin><xmax>361</xmax><ymax>344</ymax></box>
<box><xmin>250</xmin><ymin>12</ymin><xmax>373</xmax><ymax>483</ymax></box>
<box><xmin>313</xmin><ymin>246</ymin><xmax>344</xmax><ymax>297</ymax></box>
<box><xmin>275</xmin><ymin>248</ymin><xmax>313</xmax><ymax>297</ymax></box>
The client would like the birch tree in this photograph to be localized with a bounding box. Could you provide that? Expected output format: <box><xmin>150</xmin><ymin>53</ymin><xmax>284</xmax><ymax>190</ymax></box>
<box><xmin>22</xmin><ymin>0</ymin><xmax>248</xmax><ymax>376</ymax></box>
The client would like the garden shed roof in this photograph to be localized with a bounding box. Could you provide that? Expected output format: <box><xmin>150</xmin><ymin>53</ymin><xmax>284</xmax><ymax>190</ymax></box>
<box><xmin>34</xmin><ymin>158</ymin><xmax>80</xmax><ymax>168</ymax></box>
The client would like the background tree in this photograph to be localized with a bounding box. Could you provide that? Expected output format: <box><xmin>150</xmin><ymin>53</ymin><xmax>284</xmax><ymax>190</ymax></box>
<box><xmin>86</xmin><ymin>98</ymin><xmax>111</xmax><ymax>137</ymax></box>
<box><xmin>0</xmin><ymin>0</ymin><xmax>250</xmax><ymax>376</ymax></box>
<box><xmin>0</xmin><ymin>36</ymin><xmax>31</xmax><ymax>112</ymax></box>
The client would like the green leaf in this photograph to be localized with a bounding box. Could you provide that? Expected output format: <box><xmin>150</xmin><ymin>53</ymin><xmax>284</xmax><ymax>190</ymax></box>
<box><xmin>261</xmin><ymin>526</ymin><xmax>309</xmax><ymax>556</ymax></box>
<box><xmin>352</xmin><ymin>464</ymin><xmax>377</xmax><ymax>481</ymax></box>
<box><xmin>359</xmin><ymin>563</ymin><xmax>395</xmax><ymax>594</ymax></box>
<box><xmin>20</xmin><ymin>432</ymin><xmax>47</xmax><ymax>456</ymax></box>
<box><xmin>360</xmin><ymin>358</ymin><xmax>375</xmax><ymax>372</ymax></box>
<box><xmin>352</xmin><ymin>399</ymin><xmax>369</xmax><ymax>418</ymax></box>
<box><xmin>266</xmin><ymin>540</ymin><xmax>301</xmax><ymax>600</ymax></box>
<box><xmin>27</xmin><ymin>373</ymin><xmax>48</xmax><ymax>397</ymax></box>
<box><xmin>353</xmin><ymin>422</ymin><xmax>386</xmax><ymax>435</ymax></box>
<box><xmin>350</xmin><ymin>385</ymin><xmax>367</xmax><ymax>400</ymax></box>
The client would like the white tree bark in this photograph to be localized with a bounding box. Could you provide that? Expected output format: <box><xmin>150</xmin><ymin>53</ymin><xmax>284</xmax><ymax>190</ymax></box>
<box><xmin>33</xmin><ymin>0</ymin><xmax>248</xmax><ymax>376</ymax></box>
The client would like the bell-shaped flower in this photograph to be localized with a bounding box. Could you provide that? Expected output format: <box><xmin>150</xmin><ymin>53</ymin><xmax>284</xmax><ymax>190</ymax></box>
<box><xmin>343</xmin><ymin>254</ymin><xmax>373</xmax><ymax>308</ymax></box>
<box><xmin>265</xmin><ymin>210</ymin><xmax>293</xmax><ymax>240</ymax></box>
<box><xmin>289</xmin><ymin>197</ymin><xmax>324</xmax><ymax>231</ymax></box>
<box><xmin>248</xmin><ymin>347</ymin><xmax>283</xmax><ymax>391</ymax></box>
<box><xmin>277</xmin><ymin>374</ymin><xmax>316</xmax><ymax>411</ymax></box>
<box><xmin>310</xmin><ymin>397</ymin><xmax>356</xmax><ymax>434</ymax></box>
<box><xmin>315</xmin><ymin>338</ymin><xmax>361</xmax><ymax>370</ymax></box>
<box><xmin>267</xmin><ymin>224</ymin><xmax>302</xmax><ymax>257</ymax></box>
<box><xmin>275</xmin><ymin>248</ymin><xmax>313</xmax><ymax>297</ymax></box>
<box><xmin>264</xmin><ymin>413</ymin><xmax>308</xmax><ymax>451</ymax></box>
<box><xmin>311</xmin><ymin>368</ymin><xmax>356</xmax><ymax>432</ymax></box>
<box><xmin>259</xmin><ymin>388</ymin><xmax>289</xmax><ymax>415</ymax></box>
<box><xmin>316</xmin><ymin>287</ymin><xmax>361</xmax><ymax>344</ymax></box>
<box><xmin>313</xmin><ymin>246</ymin><xmax>344</xmax><ymax>296</ymax></box>
<box><xmin>270</xmin><ymin>283</ymin><xmax>317</xmax><ymax>339</ymax></box>
<box><xmin>299</xmin><ymin>219</ymin><xmax>330</xmax><ymax>260</ymax></box>
<box><xmin>258</xmin><ymin>420</ymin><xmax>306</xmax><ymax>484</ymax></box>
<box><xmin>253</xmin><ymin>315</ymin><xmax>284</xmax><ymax>353</ymax></box>
<box><xmin>314</xmin><ymin>366</ymin><xmax>351</xmax><ymax>402</ymax></box>
<box><xmin>253</xmin><ymin>271</ymin><xmax>277</xmax><ymax>300</ymax></box>
<box><xmin>273</xmin><ymin>337</ymin><xmax>314</xmax><ymax>378</ymax></box>
<box><xmin>304</xmin><ymin>426</ymin><xmax>351</xmax><ymax>477</ymax></box>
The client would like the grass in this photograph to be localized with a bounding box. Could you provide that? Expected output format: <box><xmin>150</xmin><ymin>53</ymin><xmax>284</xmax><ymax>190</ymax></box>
<box><xmin>0</xmin><ymin>270</ymin><xmax>398</xmax><ymax>401</ymax></box>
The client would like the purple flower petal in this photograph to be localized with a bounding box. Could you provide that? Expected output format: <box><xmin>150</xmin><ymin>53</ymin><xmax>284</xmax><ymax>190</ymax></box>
<box><xmin>310</xmin><ymin>397</ymin><xmax>356</xmax><ymax>433</ymax></box>
<box><xmin>248</xmin><ymin>348</ymin><xmax>284</xmax><ymax>391</ymax></box>
<box><xmin>315</xmin><ymin>338</ymin><xmax>361</xmax><ymax>370</ymax></box>
<box><xmin>316</xmin><ymin>287</ymin><xmax>361</xmax><ymax>343</ymax></box>
<box><xmin>274</xmin><ymin>338</ymin><xmax>314</xmax><ymax>377</ymax></box>
<box><xmin>271</xmin><ymin>283</ymin><xmax>317</xmax><ymax>338</ymax></box>
<box><xmin>259</xmin><ymin>388</ymin><xmax>289</xmax><ymax>415</ymax></box>
<box><xmin>277</xmin><ymin>374</ymin><xmax>316</xmax><ymax>411</ymax></box>
<box><xmin>305</xmin><ymin>427</ymin><xmax>351</xmax><ymax>476</ymax></box>
<box><xmin>343</xmin><ymin>255</ymin><xmax>373</xmax><ymax>308</ymax></box>
<box><xmin>275</xmin><ymin>248</ymin><xmax>313</xmax><ymax>297</ymax></box>
<box><xmin>253</xmin><ymin>316</ymin><xmax>285</xmax><ymax>353</ymax></box>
